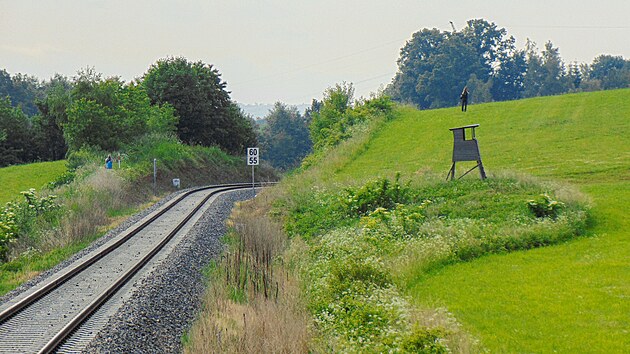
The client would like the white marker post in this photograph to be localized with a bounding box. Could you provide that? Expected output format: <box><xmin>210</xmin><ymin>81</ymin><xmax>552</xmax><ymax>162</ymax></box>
<box><xmin>153</xmin><ymin>158</ymin><xmax>157</xmax><ymax>194</ymax></box>
<box><xmin>247</xmin><ymin>147</ymin><xmax>259</xmax><ymax>194</ymax></box>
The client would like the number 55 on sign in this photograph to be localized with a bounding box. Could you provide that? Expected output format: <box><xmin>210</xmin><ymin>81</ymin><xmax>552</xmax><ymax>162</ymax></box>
<box><xmin>247</xmin><ymin>147</ymin><xmax>259</xmax><ymax>166</ymax></box>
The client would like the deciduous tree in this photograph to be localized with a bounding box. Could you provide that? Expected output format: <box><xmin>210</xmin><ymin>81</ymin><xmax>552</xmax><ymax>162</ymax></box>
<box><xmin>0</xmin><ymin>97</ymin><xmax>35</xmax><ymax>166</ymax></box>
<box><xmin>34</xmin><ymin>75</ymin><xmax>71</xmax><ymax>161</ymax></box>
<box><xmin>309</xmin><ymin>82</ymin><xmax>355</xmax><ymax>149</ymax></box>
<box><xmin>589</xmin><ymin>55</ymin><xmax>630</xmax><ymax>89</ymax></box>
<box><xmin>539</xmin><ymin>41</ymin><xmax>568</xmax><ymax>96</ymax></box>
<box><xmin>143</xmin><ymin>57</ymin><xmax>255</xmax><ymax>153</ymax></box>
<box><xmin>388</xmin><ymin>20</ymin><xmax>520</xmax><ymax>108</ymax></box>
<box><xmin>260</xmin><ymin>102</ymin><xmax>311</xmax><ymax>170</ymax></box>
<box><xmin>491</xmin><ymin>36</ymin><xmax>527</xmax><ymax>101</ymax></box>
<box><xmin>63</xmin><ymin>68</ymin><xmax>177</xmax><ymax>152</ymax></box>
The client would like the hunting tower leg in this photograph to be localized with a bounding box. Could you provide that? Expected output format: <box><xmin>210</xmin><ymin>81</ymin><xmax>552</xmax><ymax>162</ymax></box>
<box><xmin>478</xmin><ymin>160</ymin><xmax>487</xmax><ymax>180</ymax></box>
<box><xmin>446</xmin><ymin>162</ymin><xmax>456</xmax><ymax>181</ymax></box>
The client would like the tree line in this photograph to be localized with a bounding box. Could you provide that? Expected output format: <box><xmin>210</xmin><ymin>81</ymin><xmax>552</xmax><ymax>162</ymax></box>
<box><xmin>0</xmin><ymin>57</ymin><xmax>256</xmax><ymax>167</ymax></box>
<box><xmin>4</xmin><ymin>20</ymin><xmax>628</xmax><ymax>170</ymax></box>
<box><xmin>386</xmin><ymin>19</ymin><xmax>630</xmax><ymax>108</ymax></box>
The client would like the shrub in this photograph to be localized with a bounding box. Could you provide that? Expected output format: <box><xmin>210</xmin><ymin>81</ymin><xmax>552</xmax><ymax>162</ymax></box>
<box><xmin>66</xmin><ymin>145</ymin><xmax>104</xmax><ymax>171</ymax></box>
<box><xmin>48</xmin><ymin>171</ymin><xmax>76</xmax><ymax>189</ymax></box>
<box><xmin>401</xmin><ymin>325</ymin><xmax>449</xmax><ymax>353</ymax></box>
<box><xmin>342</xmin><ymin>173</ymin><xmax>413</xmax><ymax>216</ymax></box>
<box><xmin>361</xmin><ymin>201</ymin><xmax>430</xmax><ymax>240</ymax></box>
<box><xmin>0</xmin><ymin>189</ymin><xmax>61</xmax><ymax>261</ymax></box>
<box><xmin>527</xmin><ymin>193</ymin><xmax>565</xmax><ymax>218</ymax></box>
<box><xmin>309</xmin><ymin>88</ymin><xmax>394</xmax><ymax>152</ymax></box>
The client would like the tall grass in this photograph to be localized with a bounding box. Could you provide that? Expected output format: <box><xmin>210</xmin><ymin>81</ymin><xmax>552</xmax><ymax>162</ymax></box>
<box><xmin>2</xmin><ymin>166</ymin><xmax>137</xmax><ymax>261</ymax></box>
<box><xmin>42</xmin><ymin>168</ymin><xmax>127</xmax><ymax>249</ymax></box>
<box><xmin>0</xmin><ymin>166</ymin><xmax>143</xmax><ymax>295</ymax></box>
<box><xmin>184</xmin><ymin>191</ymin><xmax>311</xmax><ymax>353</ymax></box>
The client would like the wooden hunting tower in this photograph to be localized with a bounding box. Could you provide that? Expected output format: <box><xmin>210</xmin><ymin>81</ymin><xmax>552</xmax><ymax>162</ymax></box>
<box><xmin>446</xmin><ymin>124</ymin><xmax>487</xmax><ymax>180</ymax></box>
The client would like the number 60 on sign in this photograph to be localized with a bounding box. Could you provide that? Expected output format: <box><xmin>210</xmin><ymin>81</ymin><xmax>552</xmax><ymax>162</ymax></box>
<box><xmin>247</xmin><ymin>147</ymin><xmax>259</xmax><ymax>166</ymax></box>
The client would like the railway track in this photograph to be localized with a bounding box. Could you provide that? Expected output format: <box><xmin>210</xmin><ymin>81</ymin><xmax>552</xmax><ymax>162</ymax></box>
<box><xmin>0</xmin><ymin>183</ymin><xmax>259</xmax><ymax>353</ymax></box>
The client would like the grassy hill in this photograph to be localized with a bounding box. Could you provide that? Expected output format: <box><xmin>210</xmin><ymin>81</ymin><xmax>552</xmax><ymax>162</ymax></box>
<box><xmin>306</xmin><ymin>89</ymin><xmax>629</xmax><ymax>352</ymax></box>
<box><xmin>336</xmin><ymin>91</ymin><xmax>627</xmax><ymax>183</ymax></box>
<box><xmin>0</xmin><ymin>160</ymin><xmax>67</xmax><ymax>204</ymax></box>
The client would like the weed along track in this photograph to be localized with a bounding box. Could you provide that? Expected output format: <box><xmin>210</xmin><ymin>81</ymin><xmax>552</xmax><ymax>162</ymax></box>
<box><xmin>0</xmin><ymin>183</ymin><xmax>261</xmax><ymax>353</ymax></box>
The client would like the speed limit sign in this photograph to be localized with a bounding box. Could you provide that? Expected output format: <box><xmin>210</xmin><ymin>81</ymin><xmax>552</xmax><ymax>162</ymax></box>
<box><xmin>247</xmin><ymin>147</ymin><xmax>259</xmax><ymax>166</ymax></box>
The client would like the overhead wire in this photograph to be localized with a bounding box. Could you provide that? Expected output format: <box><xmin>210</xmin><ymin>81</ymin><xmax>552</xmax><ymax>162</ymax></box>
<box><xmin>233</xmin><ymin>22</ymin><xmax>629</xmax><ymax>103</ymax></box>
<box><xmin>228</xmin><ymin>37</ymin><xmax>406</xmax><ymax>87</ymax></box>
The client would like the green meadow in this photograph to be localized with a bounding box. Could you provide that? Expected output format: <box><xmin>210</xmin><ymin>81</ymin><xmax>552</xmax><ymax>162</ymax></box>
<box><xmin>0</xmin><ymin>160</ymin><xmax>67</xmax><ymax>204</ymax></box>
<box><xmin>306</xmin><ymin>89</ymin><xmax>629</xmax><ymax>351</ymax></box>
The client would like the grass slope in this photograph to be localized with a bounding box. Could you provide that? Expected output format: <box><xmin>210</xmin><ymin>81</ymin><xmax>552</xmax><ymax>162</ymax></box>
<box><xmin>0</xmin><ymin>161</ymin><xmax>67</xmax><ymax>204</ymax></box>
<box><xmin>327</xmin><ymin>89</ymin><xmax>629</xmax><ymax>352</ymax></box>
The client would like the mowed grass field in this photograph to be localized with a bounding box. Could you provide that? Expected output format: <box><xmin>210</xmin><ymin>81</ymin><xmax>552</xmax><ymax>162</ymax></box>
<box><xmin>0</xmin><ymin>160</ymin><xmax>67</xmax><ymax>204</ymax></box>
<box><xmin>328</xmin><ymin>89</ymin><xmax>629</xmax><ymax>352</ymax></box>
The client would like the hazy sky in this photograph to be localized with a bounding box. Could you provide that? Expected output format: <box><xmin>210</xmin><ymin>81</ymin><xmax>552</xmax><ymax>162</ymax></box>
<box><xmin>2</xmin><ymin>0</ymin><xmax>629</xmax><ymax>104</ymax></box>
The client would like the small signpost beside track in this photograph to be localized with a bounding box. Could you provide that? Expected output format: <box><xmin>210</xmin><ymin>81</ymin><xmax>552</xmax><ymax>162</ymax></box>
<box><xmin>247</xmin><ymin>147</ymin><xmax>259</xmax><ymax>193</ymax></box>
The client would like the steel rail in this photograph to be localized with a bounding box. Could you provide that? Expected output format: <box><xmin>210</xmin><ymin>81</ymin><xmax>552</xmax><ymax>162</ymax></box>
<box><xmin>0</xmin><ymin>182</ymin><xmax>265</xmax><ymax>353</ymax></box>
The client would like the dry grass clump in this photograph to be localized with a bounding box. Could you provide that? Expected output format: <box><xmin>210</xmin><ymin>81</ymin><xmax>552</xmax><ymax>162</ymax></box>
<box><xmin>185</xmin><ymin>190</ymin><xmax>311</xmax><ymax>353</ymax></box>
<box><xmin>6</xmin><ymin>167</ymin><xmax>138</xmax><ymax>258</ymax></box>
<box><xmin>45</xmin><ymin>168</ymin><xmax>130</xmax><ymax>248</ymax></box>
<box><xmin>186</xmin><ymin>269</ymin><xmax>309</xmax><ymax>353</ymax></box>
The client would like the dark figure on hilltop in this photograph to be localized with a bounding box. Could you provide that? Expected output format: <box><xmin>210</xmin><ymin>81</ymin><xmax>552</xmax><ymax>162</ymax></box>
<box><xmin>460</xmin><ymin>86</ymin><xmax>469</xmax><ymax>112</ymax></box>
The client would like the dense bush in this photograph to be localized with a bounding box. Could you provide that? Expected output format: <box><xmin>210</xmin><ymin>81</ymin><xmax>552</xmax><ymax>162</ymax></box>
<box><xmin>66</xmin><ymin>145</ymin><xmax>105</xmax><ymax>171</ymax></box>
<box><xmin>527</xmin><ymin>193</ymin><xmax>565</xmax><ymax>218</ymax></box>
<box><xmin>308</xmin><ymin>84</ymin><xmax>394</xmax><ymax>152</ymax></box>
<box><xmin>342</xmin><ymin>173</ymin><xmax>412</xmax><ymax>216</ymax></box>
<box><xmin>0</xmin><ymin>189</ymin><xmax>60</xmax><ymax>261</ymax></box>
<box><xmin>48</xmin><ymin>171</ymin><xmax>76</xmax><ymax>189</ymax></box>
<box><xmin>284</xmin><ymin>174</ymin><xmax>412</xmax><ymax>239</ymax></box>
